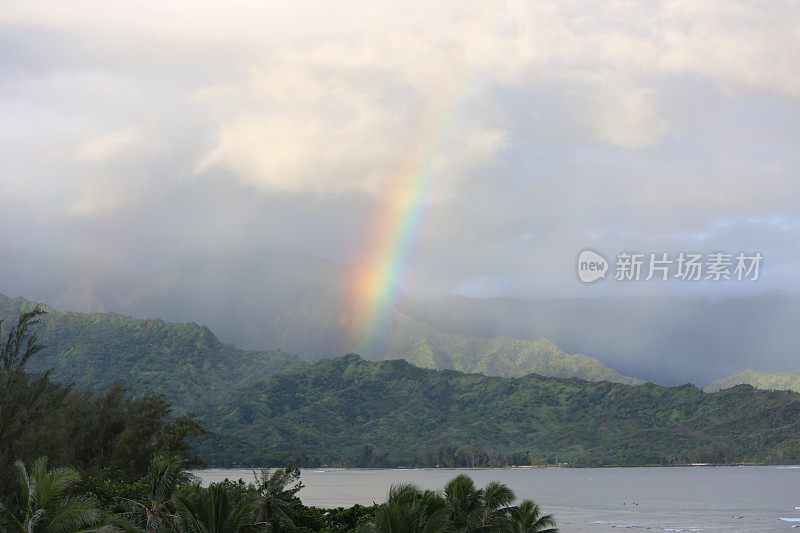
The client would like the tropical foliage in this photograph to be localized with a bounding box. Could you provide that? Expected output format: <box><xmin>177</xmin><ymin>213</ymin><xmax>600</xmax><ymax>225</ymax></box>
<box><xmin>0</xmin><ymin>457</ymin><xmax>113</xmax><ymax>533</ymax></box>
<box><xmin>362</xmin><ymin>474</ymin><xmax>557</xmax><ymax>533</ymax></box>
<box><xmin>1</xmin><ymin>455</ymin><xmax>557</xmax><ymax>533</ymax></box>
<box><xmin>0</xmin><ymin>309</ymin><xmax>203</xmax><ymax>497</ymax></box>
<box><xmin>0</xmin><ymin>293</ymin><xmax>636</xmax><ymax>398</ymax></box>
<box><xmin>0</xmin><ymin>308</ymin><xmax>558</xmax><ymax>532</ymax></box>
<box><xmin>0</xmin><ymin>294</ymin><xmax>304</xmax><ymax>417</ymax></box>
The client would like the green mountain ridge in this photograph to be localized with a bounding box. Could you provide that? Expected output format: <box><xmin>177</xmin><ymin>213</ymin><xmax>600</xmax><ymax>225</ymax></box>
<box><xmin>0</xmin><ymin>252</ymin><xmax>642</xmax><ymax>384</ymax></box>
<box><xmin>358</xmin><ymin>310</ymin><xmax>642</xmax><ymax>384</ymax></box>
<box><xmin>706</xmin><ymin>369</ymin><xmax>800</xmax><ymax>393</ymax></box>
<box><xmin>0</xmin><ymin>294</ymin><xmax>304</xmax><ymax>415</ymax></box>
<box><xmin>0</xmin><ymin>292</ymin><xmax>641</xmax><ymax>385</ymax></box>
<box><xmin>3</xmin><ymin>293</ymin><xmax>800</xmax><ymax>469</ymax></box>
<box><xmin>5</xmin><ymin>251</ymin><xmax>800</xmax><ymax>386</ymax></box>
<box><xmin>201</xmin><ymin>354</ymin><xmax>800</xmax><ymax>467</ymax></box>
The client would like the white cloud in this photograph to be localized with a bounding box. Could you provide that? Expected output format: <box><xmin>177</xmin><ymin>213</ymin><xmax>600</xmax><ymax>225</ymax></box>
<box><xmin>1</xmin><ymin>0</ymin><xmax>799</xmax><ymax>296</ymax></box>
<box><xmin>74</xmin><ymin>128</ymin><xmax>147</xmax><ymax>162</ymax></box>
<box><xmin>591</xmin><ymin>86</ymin><xmax>669</xmax><ymax>148</ymax></box>
<box><xmin>4</xmin><ymin>0</ymin><xmax>796</xmax><ymax>196</ymax></box>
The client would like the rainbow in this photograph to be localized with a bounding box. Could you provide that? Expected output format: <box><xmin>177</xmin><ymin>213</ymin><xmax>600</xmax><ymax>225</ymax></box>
<box><xmin>346</xmin><ymin>10</ymin><xmax>504</xmax><ymax>353</ymax></box>
<box><xmin>347</xmin><ymin>87</ymin><xmax>477</xmax><ymax>353</ymax></box>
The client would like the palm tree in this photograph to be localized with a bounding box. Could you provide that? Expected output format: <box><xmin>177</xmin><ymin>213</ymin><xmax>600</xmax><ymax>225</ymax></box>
<box><xmin>250</xmin><ymin>467</ymin><xmax>303</xmax><ymax>528</ymax></box>
<box><xmin>355</xmin><ymin>474</ymin><xmax>559</xmax><ymax>533</ymax></box>
<box><xmin>117</xmin><ymin>454</ymin><xmax>185</xmax><ymax>533</ymax></box>
<box><xmin>443</xmin><ymin>475</ymin><xmax>556</xmax><ymax>533</ymax></box>
<box><xmin>172</xmin><ymin>484</ymin><xmax>258</xmax><ymax>533</ymax></box>
<box><xmin>0</xmin><ymin>457</ymin><xmax>115</xmax><ymax>533</ymax></box>
<box><xmin>444</xmin><ymin>474</ymin><xmax>485</xmax><ymax>532</ymax></box>
<box><xmin>480</xmin><ymin>481</ymin><xmax>516</xmax><ymax>531</ymax></box>
<box><xmin>508</xmin><ymin>500</ymin><xmax>557</xmax><ymax>533</ymax></box>
<box><xmin>364</xmin><ymin>483</ymin><xmax>451</xmax><ymax>533</ymax></box>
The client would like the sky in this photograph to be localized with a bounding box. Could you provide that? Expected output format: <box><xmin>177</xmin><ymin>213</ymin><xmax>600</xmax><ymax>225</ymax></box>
<box><xmin>2</xmin><ymin>0</ymin><xmax>800</xmax><ymax>299</ymax></box>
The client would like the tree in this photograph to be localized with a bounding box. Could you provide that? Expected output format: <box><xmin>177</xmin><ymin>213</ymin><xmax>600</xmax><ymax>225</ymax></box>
<box><xmin>508</xmin><ymin>500</ymin><xmax>558</xmax><ymax>533</ymax></box>
<box><xmin>444</xmin><ymin>475</ymin><xmax>485</xmax><ymax>532</ymax></box>
<box><xmin>250</xmin><ymin>466</ymin><xmax>304</xmax><ymax>528</ymax></box>
<box><xmin>0</xmin><ymin>309</ymin><xmax>49</xmax><ymax>470</ymax></box>
<box><xmin>1</xmin><ymin>308</ymin><xmax>46</xmax><ymax>388</ymax></box>
<box><xmin>480</xmin><ymin>481</ymin><xmax>517</xmax><ymax>531</ymax></box>
<box><xmin>363</xmin><ymin>475</ymin><xmax>559</xmax><ymax>533</ymax></box>
<box><xmin>0</xmin><ymin>457</ymin><xmax>115</xmax><ymax>533</ymax></box>
<box><xmin>173</xmin><ymin>483</ymin><xmax>258</xmax><ymax>533</ymax></box>
<box><xmin>365</xmin><ymin>483</ymin><xmax>450</xmax><ymax>533</ymax></box>
<box><xmin>117</xmin><ymin>455</ymin><xmax>186</xmax><ymax>533</ymax></box>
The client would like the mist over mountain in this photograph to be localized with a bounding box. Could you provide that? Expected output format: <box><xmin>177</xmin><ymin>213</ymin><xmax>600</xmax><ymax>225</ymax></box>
<box><xmin>400</xmin><ymin>293</ymin><xmax>800</xmax><ymax>386</ymax></box>
<box><xmin>706</xmin><ymin>370</ymin><xmax>800</xmax><ymax>394</ymax></box>
<box><xmin>2</xmin><ymin>250</ymin><xmax>799</xmax><ymax>385</ymax></box>
<box><xmin>0</xmin><ymin>284</ymin><xmax>639</xmax><ymax>386</ymax></box>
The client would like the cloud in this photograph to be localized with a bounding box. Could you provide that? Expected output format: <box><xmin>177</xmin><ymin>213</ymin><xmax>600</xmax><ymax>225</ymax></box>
<box><xmin>191</xmin><ymin>66</ymin><xmax>418</xmax><ymax>194</ymax></box>
<box><xmin>74</xmin><ymin>128</ymin><xmax>147</xmax><ymax>162</ymax></box>
<box><xmin>0</xmin><ymin>0</ymin><xmax>799</xmax><ymax>297</ymax></box>
<box><xmin>590</xmin><ymin>86</ymin><xmax>668</xmax><ymax>148</ymax></box>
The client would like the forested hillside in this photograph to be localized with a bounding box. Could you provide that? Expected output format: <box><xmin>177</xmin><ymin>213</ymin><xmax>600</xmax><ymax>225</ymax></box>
<box><xmin>200</xmin><ymin>355</ymin><xmax>800</xmax><ymax>468</ymax></box>
<box><xmin>0</xmin><ymin>294</ymin><xmax>303</xmax><ymax>414</ymax></box>
<box><xmin>0</xmin><ymin>291</ymin><xmax>640</xmax><ymax>387</ymax></box>
<box><xmin>4</xmin><ymin>295</ymin><xmax>799</xmax><ymax>470</ymax></box>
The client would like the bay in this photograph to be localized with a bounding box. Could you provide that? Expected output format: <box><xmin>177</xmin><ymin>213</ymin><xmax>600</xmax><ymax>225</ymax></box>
<box><xmin>193</xmin><ymin>466</ymin><xmax>800</xmax><ymax>532</ymax></box>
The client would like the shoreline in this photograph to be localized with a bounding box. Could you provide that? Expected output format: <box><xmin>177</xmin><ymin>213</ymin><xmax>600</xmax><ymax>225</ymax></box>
<box><xmin>192</xmin><ymin>463</ymin><xmax>800</xmax><ymax>473</ymax></box>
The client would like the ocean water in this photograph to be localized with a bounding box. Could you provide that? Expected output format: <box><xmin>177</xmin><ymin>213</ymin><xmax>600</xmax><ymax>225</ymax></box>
<box><xmin>193</xmin><ymin>466</ymin><xmax>800</xmax><ymax>532</ymax></box>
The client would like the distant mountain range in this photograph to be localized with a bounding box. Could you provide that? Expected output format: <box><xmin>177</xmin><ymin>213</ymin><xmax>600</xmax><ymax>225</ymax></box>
<box><xmin>399</xmin><ymin>293</ymin><xmax>800</xmax><ymax>385</ymax></box>
<box><xmin>0</xmin><ymin>293</ymin><xmax>638</xmax><ymax>406</ymax></box>
<box><xmin>4</xmin><ymin>293</ymin><xmax>800</xmax><ymax>467</ymax></box>
<box><xmin>3</xmin><ymin>250</ymin><xmax>800</xmax><ymax>385</ymax></box>
<box><xmin>706</xmin><ymin>370</ymin><xmax>800</xmax><ymax>394</ymax></box>
<box><xmin>0</xmin><ymin>251</ymin><xmax>641</xmax><ymax>384</ymax></box>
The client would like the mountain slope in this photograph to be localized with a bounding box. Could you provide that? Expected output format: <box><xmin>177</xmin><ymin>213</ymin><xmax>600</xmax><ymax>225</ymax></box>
<box><xmin>5</xmin><ymin>251</ymin><xmax>800</xmax><ymax>386</ymax></box>
<box><xmin>0</xmin><ymin>294</ymin><xmax>304</xmax><ymax>414</ymax></box>
<box><xmin>0</xmin><ymin>251</ymin><xmax>641</xmax><ymax>384</ymax></box>
<box><xmin>3</xmin><ymin>293</ymin><xmax>798</xmax><ymax>469</ymax></box>
<box><xmin>201</xmin><ymin>355</ymin><xmax>800</xmax><ymax>467</ymax></box>
<box><xmin>706</xmin><ymin>370</ymin><xmax>800</xmax><ymax>393</ymax></box>
<box><xmin>259</xmin><ymin>288</ymin><xmax>641</xmax><ymax>383</ymax></box>
<box><xmin>117</xmin><ymin>254</ymin><xmax>641</xmax><ymax>383</ymax></box>
<box><xmin>359</xmin><ymin>311</ymin><xmax>641</xmax><ymax>383</ymax></box>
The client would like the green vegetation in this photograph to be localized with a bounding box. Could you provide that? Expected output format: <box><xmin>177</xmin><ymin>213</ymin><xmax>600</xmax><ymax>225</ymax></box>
<box><xmin>0</xmin><ymin>306</ymin><xmax>559</xmax><ymax>532</ymax></box>
<box><xmin>202</xmin><ymin>355</ymin><xmax>800</xmax><ymax>467</ymax></box>
<box><xmin>4</xmin><ymin>297</ymin><xmax>800</xmax><ymax>469</ymax></box>
<box><xmin>0</xmin><ymin>458</ymin><xmax>112</xmax><ymax>532</ymax></box>
<box><xmin>0</xmin><ymin>308</ymin><xmax>203</xmax><ymax>496</ymax></box>
<box><xmin>706</xmin><ymin>369</ymin><xmax>800</xmax><ymax>394</ymax></box>
<box><xmin>362</xmin><ymin>474</ymin><xmax>556</xmax><ymax>533</ymax></box>
<box><xmin>0</xmin><ymin>292</ymin><xmax>639</xmax><ymax>386</ymax></box>
<box><xmin>1</xmin><ymin>455</ymin><xmax>557</xmax><ymax>532</ymax></box>
<box><xmin>0</xmin><ymin>294</ymin><xmax>304</xmax><ymax>416</ymax></box>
